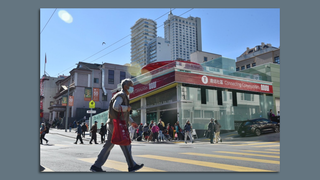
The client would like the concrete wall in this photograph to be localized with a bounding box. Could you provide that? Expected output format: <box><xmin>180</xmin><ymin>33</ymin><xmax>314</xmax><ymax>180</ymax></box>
<box><xmin>190</xmin><ymin>51</ymin><xmax>222</xmax><ymax>64</ymax></box>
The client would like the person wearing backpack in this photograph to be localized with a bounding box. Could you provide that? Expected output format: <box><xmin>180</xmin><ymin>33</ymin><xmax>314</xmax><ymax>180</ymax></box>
<box><xmin>74</xmin><ymin>121</ymin><xmax>84</xmax><ymax>144</ymax></box>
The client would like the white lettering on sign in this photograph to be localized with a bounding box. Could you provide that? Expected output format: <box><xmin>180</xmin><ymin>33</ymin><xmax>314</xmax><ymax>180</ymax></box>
<box><xmin>149</xmin><ymin>81</ymin><xmax>157</xmax><ymax>90</ymax></box>
<box><xmin>261</xmin><ymin>85</ymin><xmax>270</xmax><ymax>91</ymax></box>
<box><xmin>202</xmin><ymin>76</ymin><xmax>208</xmax><ymax>84</ymax></box>
<box><xmin>94</xmin><ymin>89</ymin><xmax>99</xmax><ymax>96</ymax></box>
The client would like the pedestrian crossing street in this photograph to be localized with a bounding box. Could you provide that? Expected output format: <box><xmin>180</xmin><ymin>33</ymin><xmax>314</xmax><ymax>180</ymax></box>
<box><xmin>42</xmin><ymin>141</ymin><xmax>280</xmax><ymax>172</ymax></box>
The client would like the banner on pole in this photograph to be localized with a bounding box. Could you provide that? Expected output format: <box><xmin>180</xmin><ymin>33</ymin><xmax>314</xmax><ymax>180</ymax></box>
<box><xmin>84</xmin><ymin>87</ymin><xmax>92</xmax><ymax>101</ymax></box>
<box><xmin>93</xmin><ymin>88</ymin><xmax>99</xmax><ymax>101</ymax></box>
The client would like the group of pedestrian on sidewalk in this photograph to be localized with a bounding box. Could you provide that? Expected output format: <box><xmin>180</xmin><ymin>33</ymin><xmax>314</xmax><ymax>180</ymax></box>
<box><xmin>74</xmin><ymin>121</ymin><xmax>107</xmax><ymax>145</ymax></box>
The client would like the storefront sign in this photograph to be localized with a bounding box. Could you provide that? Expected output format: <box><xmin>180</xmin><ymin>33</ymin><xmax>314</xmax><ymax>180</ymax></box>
<box><xmin>175</xmin><ymin>71</ymin><xmax>273</xmax><ymax>94</ymax></box>
<box><xmin>130</xmin><ymin>72</ymin><xmax>176</xmax><ymax>99</ymax></box>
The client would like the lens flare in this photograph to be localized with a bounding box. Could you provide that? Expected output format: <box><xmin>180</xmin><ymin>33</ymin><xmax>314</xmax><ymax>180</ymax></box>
<box><xmin>137</xmin><ymin>71</ymin><xmax>152</xmax><ymax>85</ymax></box>
<box><xmin>127</xmin><ymin>63</ymin><xmax>141</xmax><ymax>77</ymax></box>
<box><xmin>58</xmin><ymin>10</ymin><xmax>73</xmax><ymax>23</ymax></box>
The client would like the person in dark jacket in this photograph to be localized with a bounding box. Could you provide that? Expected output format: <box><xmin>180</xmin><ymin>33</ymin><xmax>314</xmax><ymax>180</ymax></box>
<box><xmin>81</xmin><ymin>123</ymin><xmax>87</xmax><ymax>138</ymax></box>
<box><xmin>99</xmin><ymin>123</ymin><xmax>107</xmax><ymax>144</ymax></box>
<box><xmin>184</xmin><ymin>120</ymin><xmax>193</xmax><ymax>144</ymax></box>
<box><xmin>138</xmin><ymin>123</ymin><xmax>143</xmax><ymax>138</ymax></box>
<box><xmin>40</xmin><ymin>123</ymin><xmax>48</xmax><ymax>144</ymax></box>
<box><xmin>90</xmin><ymin>121</ymin><xmax>98</xmax><ymax>144</ymax></box>
<box><xmin>74</xmin><ymin>121</ymin><xmax>84</xmax><ymax>144</ymax></box>
<box><xmin>208</xmin><ymin>118</ymin><xmax>215</xmax><ymax>144</ymax></box>
<box><xmin>157</xmin><ymin>119</ymin><xmax>165</xmax><ymax>142</ymax></box>
<box><xmin>214</xmin><ymin>119</ymin><xmax>222</xmax><ymax>143</ymax></box>
<box><xmin>143</xmin><ymin>123</ymin><xmax>149</xmax><ymax>140</ymax></box>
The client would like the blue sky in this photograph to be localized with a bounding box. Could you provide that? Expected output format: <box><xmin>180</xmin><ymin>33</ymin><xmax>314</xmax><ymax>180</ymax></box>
<box><xmin>40</xmin><ymin>8</ymin><xmax>280</xmax><ymax>78</ymax></box>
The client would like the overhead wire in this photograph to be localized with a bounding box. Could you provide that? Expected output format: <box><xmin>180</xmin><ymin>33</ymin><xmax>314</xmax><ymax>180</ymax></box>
<box><xmin>40</xmin><ymin>8</ymin><xmax>57</xmax><ymax>35</ymax></box>
<box><xmin>54</xmin><ymin>8</ymin><xmax>194</xmax><ymax>77</ymax></box>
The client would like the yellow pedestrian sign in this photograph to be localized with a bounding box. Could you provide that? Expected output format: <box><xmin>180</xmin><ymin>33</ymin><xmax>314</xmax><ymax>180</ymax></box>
<box><xmin>89</xmin><ymin>100</ymin><xmax>95</xmax><ymax>109</ymax></box>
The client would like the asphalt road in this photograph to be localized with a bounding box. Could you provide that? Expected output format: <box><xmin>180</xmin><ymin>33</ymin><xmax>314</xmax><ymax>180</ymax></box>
<box><xmin>40</xmin><ymin>130</ymin><xmax>280</xmax><ymax>172</ymax></box>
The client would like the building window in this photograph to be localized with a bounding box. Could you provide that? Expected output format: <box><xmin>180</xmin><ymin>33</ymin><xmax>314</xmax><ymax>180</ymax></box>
<box><xmin>102</xmin><ymin>93</ymin><xmax>108</xmax><ymax>101</ymax></box>
<box><xmin>120</xmin><ymin>71</ymin><xmax>126</xmax><ymax>83</ymax></box>
<box><xmin>204</xmin><ymin>57</ymin><xmax>208</xmax><ymax>62</ymax></box>
<box><xmin>274</xmin><ymin>56</ymin><xmax>280</xmax><ymax>64</ymax></box>
<box><xmin>236</xmin><ymin>67</ymin><xmax>239</xmax><ymax>71</ymax></box>
<box><xmin>246</xmin><ymin>64</ymin><xmax>251</xmax><ymax>69</ymax></box>
<box><xmin>108</xmin><ymin>70</ymin><xmax>114</xmax><ymax>84</ymax></box>
<box><xmin>94</xmin><ymin>78</ymin><xmax>99</xmax><ymax>83</ymax></box>
<box><xmin>252</xmin><ymin>62</ymin><xmax>256</xmax><ymax>67</ymax></box>
<box><xmin>241</xmin><ymin>66</ymin><xmax>245</xmax><ymax>70</ymax></box>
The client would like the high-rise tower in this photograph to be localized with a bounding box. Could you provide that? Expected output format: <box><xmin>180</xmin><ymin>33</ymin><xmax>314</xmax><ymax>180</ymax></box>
<box><xmin>131</xmin><ymin>18</ymin><xmax>157</xmax><ymax>67</ymax></box>
<box><xmin>164</xmin><ymin>11</ymin><xmax>202</xmax><ymax>61</ymax></box>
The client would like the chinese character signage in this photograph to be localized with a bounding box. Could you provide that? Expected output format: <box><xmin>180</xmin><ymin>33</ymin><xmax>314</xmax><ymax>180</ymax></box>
<box><xmin>93</xmin><ymin>88</ymin><xmax>99</xmax><ymax>101</ymax></box>
<box><xmin>69</xmin><ymin>96</ymin><xmax>74</xmax><ymax>106</ymax></box>
<box><xmin>62</xmin><ymin>96</ymin><xmax>74</xmax><ymax>106</ymax></box>
<box><xmin>175</xmin><ymin>71</ymin><xmax>273</xmax><ymax>94</ymax></box>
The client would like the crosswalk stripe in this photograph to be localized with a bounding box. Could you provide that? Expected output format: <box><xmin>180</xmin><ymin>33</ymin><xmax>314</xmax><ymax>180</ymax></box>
<box><xmin>269</xmin><ymin>149</ymin><xmax>280</xmax><ymax>151</ymax></box>
<box><xmin>242</xmin><ymin>150</ymin><xmax>280</xmax><ymax>154</ymax></box>
<box><xmin>253</xmin><ymin>144</ymin><xmax>280</xmax><ymax>148</ymax></box>
<box><xmin>230</xmin><ymin>141</ymin><xmax>279</xmax><ymax>146</ymax></box>
<box><xmin>181</xmin><ymin>152</ymin><xmax>279</xmax><ymax>165</ymax></box>
<box><xmin>137</xmin><ymin>155</ymin><xmax>274</xmax><ymax>172</ymax></box>
<box><xmin>215</xmin><ymin>151</ymin><xmax>280</xmax><ymax>158</ymax></box>
<box><xmin>78</xmin><ymin>158</ymin><xmax>165</xmax><ymax>172</ymax></box>
<box><xmin>54</xmin><ymin>144</ymin><xmax>72</xmax><ymax>147</ymax></box>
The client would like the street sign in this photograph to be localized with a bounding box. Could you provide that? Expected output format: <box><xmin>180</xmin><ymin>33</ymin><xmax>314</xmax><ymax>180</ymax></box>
<box><xmin>89</xmin><ymin>100</ymin><xmax>95</xmax><ymax>108</ymax></box>
<box><xmin>87</xmin><ymin>110</ymin><xmax>96</xmax><ymax>114</ymax></box>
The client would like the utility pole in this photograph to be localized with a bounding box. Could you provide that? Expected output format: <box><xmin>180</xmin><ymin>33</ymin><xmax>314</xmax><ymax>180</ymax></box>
<box><xmin>65</xmin><ymin>78</ymin><xmax>70</xmax><ymax>132</ymax></box>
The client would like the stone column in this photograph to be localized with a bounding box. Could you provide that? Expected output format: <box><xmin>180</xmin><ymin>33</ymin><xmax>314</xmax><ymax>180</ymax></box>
<box><xmin>140</xmin><ymin>97</ymin><xmax>147</xmax><ymax>125</ymax></box>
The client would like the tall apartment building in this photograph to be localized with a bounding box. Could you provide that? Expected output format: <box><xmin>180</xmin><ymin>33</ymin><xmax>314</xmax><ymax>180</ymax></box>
<box><xmin>147</xmin><ymin>36</ymin><xmax>171</xmax><ymax>64</ymax></box>
<box><xmin>131</xmin><ymin>18</ymin><xmax>157</xmax><ymax>67</ymax></box>
<box><xmin>164</xmin><ymin>11</ymin><xmax>202</xmax><ymax>61</ymax></box>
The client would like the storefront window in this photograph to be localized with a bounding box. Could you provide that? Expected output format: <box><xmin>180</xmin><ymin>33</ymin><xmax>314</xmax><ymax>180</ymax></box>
<box><xmin>180</xmin><ymin>85</ymin><xmax>274</xmax><ymax>131</ymax></box>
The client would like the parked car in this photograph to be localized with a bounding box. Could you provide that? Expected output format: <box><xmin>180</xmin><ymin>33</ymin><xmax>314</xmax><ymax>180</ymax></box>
<box><xmin>237</xmin><ymin>118</ymin><xmax>280</xmax><ymax>137</ymax></box>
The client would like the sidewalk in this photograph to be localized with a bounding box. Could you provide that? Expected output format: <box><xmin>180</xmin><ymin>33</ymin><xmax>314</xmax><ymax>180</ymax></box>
<box><xmin>48</xmin><ymin>128</ymin><xmax>239</xmax><ymax>144</ymax></box>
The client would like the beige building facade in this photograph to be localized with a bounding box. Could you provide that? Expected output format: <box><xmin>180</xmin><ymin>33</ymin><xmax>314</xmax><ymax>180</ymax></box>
<box><xmin>236</xmin><ymin>42</ymin><xmax>280</xmax><ymax>71</ymax></box>
<box><xmin>190</xmin><ymin>50</ymin><xmax>222</xmax><ymax>64</ymax></box>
